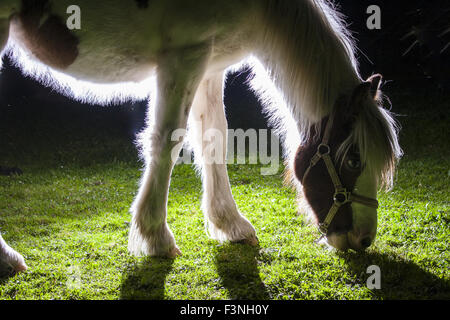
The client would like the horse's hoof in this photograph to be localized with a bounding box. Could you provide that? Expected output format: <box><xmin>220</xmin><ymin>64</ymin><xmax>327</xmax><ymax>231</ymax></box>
<box><xmin>166</xmin><ymin>246</ymin><xmax>182</xmax><ymax>258</ymax></box>
<box><xmin>14</xmin><ymin>262</ymin><xmax>28</xmax><ymax>272</ymax></box>
<box><xmin>0</xmin><ymin>246</ymin><xmax>28</xmax><ymax>276</ymax></box>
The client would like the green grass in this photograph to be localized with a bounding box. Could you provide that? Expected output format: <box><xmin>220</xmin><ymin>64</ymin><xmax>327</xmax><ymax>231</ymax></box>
<box><xmin>0</xmin><ymin>88</ymin><xmax>449</xmax><ymax>300</ymax></box>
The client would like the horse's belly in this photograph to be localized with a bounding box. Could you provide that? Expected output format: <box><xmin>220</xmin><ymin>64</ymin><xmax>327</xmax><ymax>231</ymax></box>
<box><xmin>64</xmin><ymin>46</ymin><xmax>157</xmax><ymax>83</ymax></box>
<box><xmin>10</xmin><ymin>29</ymin><xmax>156</xmax><ymax>83</ymax></box>
<box><xmin>8</xmin><ymin>0</ymin><xmax>256</xmax><ymax>83</ymax></box>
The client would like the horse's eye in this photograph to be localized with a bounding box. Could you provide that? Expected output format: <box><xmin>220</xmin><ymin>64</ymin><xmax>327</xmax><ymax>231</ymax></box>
<box><xmin>346</xmin><ymin>158</ymin><xmax>361</xmax><ymax>170</ymax></box>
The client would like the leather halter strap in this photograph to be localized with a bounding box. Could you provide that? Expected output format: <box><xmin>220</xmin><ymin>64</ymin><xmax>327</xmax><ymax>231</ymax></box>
<box><xmin>302</xmin><ymin>113</ymin><xmax>379</xmax><ymax>235</ymax></box>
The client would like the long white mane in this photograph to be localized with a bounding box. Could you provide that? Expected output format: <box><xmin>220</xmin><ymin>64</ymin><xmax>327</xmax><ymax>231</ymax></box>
<box><xmin>244</xmin><ymin>0</ymin><xmax>401</xmax><ymax>188</ymax></box>
<box><xmin>243</xmin><ymin>0</ymin><xmax>361</xmax><ymax>159</ymax></box>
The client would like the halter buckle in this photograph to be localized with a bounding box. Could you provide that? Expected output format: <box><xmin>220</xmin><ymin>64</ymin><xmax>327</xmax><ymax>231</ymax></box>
<box><xmin>318</xmin><ymin>222</ymin><xmax>329</xmax><ymax>235</ymax></box>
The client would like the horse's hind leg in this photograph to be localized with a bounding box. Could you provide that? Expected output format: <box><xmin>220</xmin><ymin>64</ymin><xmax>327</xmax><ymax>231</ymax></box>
<box><xmin>128</xmin><ymin>45</ymin><xmax>210</xmax><ymax>258</ymax></box>
<box><xmin>189</xmin><ymin>71</ymin><xmax>258</xmax><ymax>245</ymax></box>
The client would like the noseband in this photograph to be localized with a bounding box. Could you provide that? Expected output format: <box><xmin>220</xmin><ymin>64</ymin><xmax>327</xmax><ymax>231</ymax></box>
<box><xmin>302</xmin><ymin>112</ymin><xmax>379</xmax><ymax>236</ymax></box>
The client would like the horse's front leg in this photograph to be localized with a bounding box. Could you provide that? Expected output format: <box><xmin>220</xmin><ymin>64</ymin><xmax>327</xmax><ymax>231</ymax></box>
<box><xmin>0</xmin><ymin>18</ymin><xmax>27</xmax><ymax>274</ymax></box>
<box><xmin>128</xmin><ymin>45</ymin><xmax>210</xmax><ymax>258</ymax></box>
<box><xmin>0</xmin><ymin>234</ymin><xmax>27</xmax><ymax>275</ymax></box>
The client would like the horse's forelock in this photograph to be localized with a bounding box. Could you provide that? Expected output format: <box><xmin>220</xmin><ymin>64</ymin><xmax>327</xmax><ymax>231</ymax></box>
<box><xmin>336</xmin><ymin>92</ymin><xmax>402</xmax><ymax>190</ymax></box>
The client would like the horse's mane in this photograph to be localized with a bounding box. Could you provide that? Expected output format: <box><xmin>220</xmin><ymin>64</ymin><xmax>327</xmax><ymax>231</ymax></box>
<box><xmin>246</xmin><ymin>0</ymin><xmax>401</xmax><ymax>189</ymax></box>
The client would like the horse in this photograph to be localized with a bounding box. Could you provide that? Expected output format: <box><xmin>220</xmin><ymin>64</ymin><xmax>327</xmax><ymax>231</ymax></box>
<box><xmin>0</xmin><ymin>0</ymin><xmax>402</xmax><ymax>274</ymax></box>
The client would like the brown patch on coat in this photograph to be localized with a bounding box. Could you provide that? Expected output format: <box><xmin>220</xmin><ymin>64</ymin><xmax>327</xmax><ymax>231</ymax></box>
<box><xmin>16</xmin><ymin>0</ymin><xmax>79</xmax><ymax>69</ymax></box>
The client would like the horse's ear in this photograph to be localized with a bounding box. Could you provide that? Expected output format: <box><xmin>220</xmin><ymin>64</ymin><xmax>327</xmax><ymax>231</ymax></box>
<box><xmin>366</xmin><ymin>73</ymin><xmax>382</xmax><ymax>100</ymax></box>
<box><xmin>352</xmin><ymin>74</ymin><xmax>383</xmax><ymax>102</ymax></box>
<box><xmin>349</xmin><ymin>73</ymin><xmax>383</xmax><ymax>108</ymax></box>
<box><xmin>338</xmin><ymin>74</ymin><xmax>383</xmax><ymax>122</ymax></box>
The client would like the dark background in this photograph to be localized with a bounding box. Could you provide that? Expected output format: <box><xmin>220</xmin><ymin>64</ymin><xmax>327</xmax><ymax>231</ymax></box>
<box><xmin>0</xmin><ymin>0</ymin><xmax>448</xmax><ymax>169</ymax></box>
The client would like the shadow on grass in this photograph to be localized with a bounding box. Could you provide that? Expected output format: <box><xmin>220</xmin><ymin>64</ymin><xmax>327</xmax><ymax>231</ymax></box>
<box><xmin>0</xmin><ymin>268</ymin><xmax>16</xmax><ymax>283</ymax></box>
<box><xmin>338</xmin><ymin>250</ymin><xmax>450</xmax><ymax>299</ymax></box>
<box><xmin>120</xmin><ymin>257</ymin><xmax>174</xmax><ymax>300</ymax></box>
<box><xmin>214</xmin><ymin>243</ymin><xmax>271</xmax><ymax>300</ymax></box>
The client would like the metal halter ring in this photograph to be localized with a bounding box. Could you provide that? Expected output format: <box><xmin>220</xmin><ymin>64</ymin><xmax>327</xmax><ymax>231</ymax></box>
<box><xmin>333</xmin><ymin>190</ymin><xmax>351</xmax><ymax>205</ymax></box>
<box><xmin>317</xmin><ymin>144</ymin><xmax>330</xmax><ymax>156</ymax></box>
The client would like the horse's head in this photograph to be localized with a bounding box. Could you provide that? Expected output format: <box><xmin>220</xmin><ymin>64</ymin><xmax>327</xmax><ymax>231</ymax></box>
<box><xmin>293</xmin><ymin>74</ymin><xmax>401</xmax><ymax>251</ymax></box>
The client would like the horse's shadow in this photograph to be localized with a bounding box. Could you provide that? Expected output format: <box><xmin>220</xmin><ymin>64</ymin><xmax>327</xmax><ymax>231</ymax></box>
<box><xmin>213</xmin><ymin>243</ymin><xmax>271</xmax><ymax>300</ymax></box>
<box><xmin>119</xmin><ymin>243</ymin><xmax>271</xmax><ymax>300</ymax></box>
<box><xmin>120</xmin><ymin>257</ymin><xmax>175</xmax><ymax>300</ymax></box>
<box><xmin>120</xmin><ymin>245</ymin><xmax>449</xmax><ymax>300</ymax></box>
<box><xmin>337</xmin><ymin>250</ymin><xmax>450</xmax><ymax>299</ymax></box>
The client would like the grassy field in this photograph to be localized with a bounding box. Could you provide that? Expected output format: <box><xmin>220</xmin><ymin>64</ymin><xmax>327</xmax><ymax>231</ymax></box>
<box><xmin>0</xmin><ymin>83</ymin><xmax>448</xmax><ymax>300</ymax></box>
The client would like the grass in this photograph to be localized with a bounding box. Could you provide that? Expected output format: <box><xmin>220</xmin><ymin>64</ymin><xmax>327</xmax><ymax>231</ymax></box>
<box><xmin>0</xmin><ymin>84</ymin><xmax>448</xmax><ymax>300</ymax></box>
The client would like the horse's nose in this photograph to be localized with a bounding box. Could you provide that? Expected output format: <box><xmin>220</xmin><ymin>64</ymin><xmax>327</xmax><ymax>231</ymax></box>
<box><xmin>348</xmin><ymin>232</ymin><xmax>374</xmax><ymax>251</ymax></box>
<box><xmin>360</xmin><ymin>237</ymin><xmax>372</xmax><ymax>249</ymax></box>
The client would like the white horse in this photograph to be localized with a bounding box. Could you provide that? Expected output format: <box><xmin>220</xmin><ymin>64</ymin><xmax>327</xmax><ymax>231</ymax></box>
<box><xmin>0</xmin><ymin>0</ymin><xmax>401</xmax><ymax>274</ymax></box>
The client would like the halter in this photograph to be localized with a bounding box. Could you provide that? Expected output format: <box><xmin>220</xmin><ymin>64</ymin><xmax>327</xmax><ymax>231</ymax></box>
<box><xmin>302</xmin><ymin>112</ymin><xmax>379</xmax><ymax>236</ymax></box>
